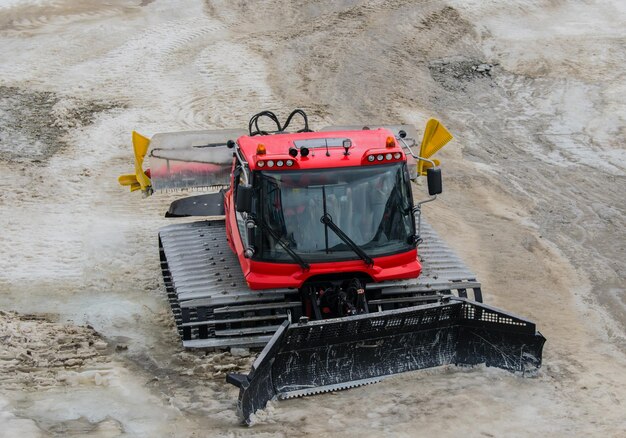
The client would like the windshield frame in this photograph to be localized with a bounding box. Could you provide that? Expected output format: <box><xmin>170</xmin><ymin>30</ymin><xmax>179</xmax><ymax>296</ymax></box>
<box><xmin>251</xmin><ymin>162</ymin><xmax>416</xmax><ymax>264</ymax></box>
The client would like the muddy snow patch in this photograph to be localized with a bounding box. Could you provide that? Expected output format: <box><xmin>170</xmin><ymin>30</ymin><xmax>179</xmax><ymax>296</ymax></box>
<box><xmin>429</xmin><ymin>57</ymin><xmax>495</xmax><ymax>91</ymax></box>
<box><xmin>0</xmin><ymin>86</ymin><xmax>119</xmax><ymax>162</ymax></box>
<box><xmin>0</xmin><ymin>310</ymin><xmax>104</xmax><ymax>390</ymax></box>
<box><xmin>0</xmin><ymin>396</ymin><xmax>44</xmax><ymax>437</ymax></box>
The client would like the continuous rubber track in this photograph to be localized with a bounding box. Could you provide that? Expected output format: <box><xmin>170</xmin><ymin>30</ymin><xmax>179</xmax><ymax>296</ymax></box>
<box><xmin>159</xmin><ymin>218</ymin><xmax>483</xmax><ymax>349</ymax></box>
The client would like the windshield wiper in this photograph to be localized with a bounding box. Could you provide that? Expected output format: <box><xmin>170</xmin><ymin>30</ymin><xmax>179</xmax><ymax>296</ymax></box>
<box><xmin>320</xmin><ymin>213</ymin><xmax>374</xmax><ymax>266</ymax></box>
<box><xmin>255</xmin><ymin>216</ymin><xmax>310</xmax><ymax>271</ymax></box>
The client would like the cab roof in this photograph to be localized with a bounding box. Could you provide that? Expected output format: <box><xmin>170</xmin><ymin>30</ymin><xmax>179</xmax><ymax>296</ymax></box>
<box><xmin>237</xmin><ymin>128</ymin><xmax>405</xmax><ymax>170</ymax></box>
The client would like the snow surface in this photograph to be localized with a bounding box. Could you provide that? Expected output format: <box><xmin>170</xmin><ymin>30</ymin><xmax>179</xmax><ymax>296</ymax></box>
<box><xmin>0</xmin><ymin>0</ymin><xmax>624</xmax><ymax>436</ymax></box>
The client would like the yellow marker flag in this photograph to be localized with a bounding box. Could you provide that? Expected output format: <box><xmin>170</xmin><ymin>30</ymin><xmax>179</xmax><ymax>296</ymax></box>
<box><xmin>418</xmin><ymin>119</ymin><xmax>453</xmax><ymax>175</ymax></box>
<box><xmin>132</xmin><ymin>131</ymin><xmax>151</xmax><ymax>191</ymax></box>
<box><xmin>118</xmin><ymin>174</ymin><xmax>142</xmax><ymax>191</ymax></box>
<box><xmin>118</xmin><ymin>131</ymin><xmax>152</xmax><ymax>192</ymax></box>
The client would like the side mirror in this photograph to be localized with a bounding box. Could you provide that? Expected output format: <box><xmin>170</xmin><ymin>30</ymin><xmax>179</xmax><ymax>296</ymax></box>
<box><xmin>236</xmin><ymin>185</ymin><xmax>253</xmax><ymax>212</ymax></box>
<box><xmin>426</xmin><ymin>168</ymin><xmax>442</xmax><ymax>196</ymax></box>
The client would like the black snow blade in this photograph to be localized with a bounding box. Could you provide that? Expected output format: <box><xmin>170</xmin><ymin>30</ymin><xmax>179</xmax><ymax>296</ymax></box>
<box><xmin>227</xmin><ymin>298</ymin><xmax>546</xmax><ymax>424</ymax></box>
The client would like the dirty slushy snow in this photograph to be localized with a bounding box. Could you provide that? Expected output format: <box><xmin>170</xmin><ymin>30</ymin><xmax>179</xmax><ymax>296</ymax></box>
<box><xmin>0</xmin><ymin>0</ymin><xmax>624</xmax><ymax>436</ymax></box>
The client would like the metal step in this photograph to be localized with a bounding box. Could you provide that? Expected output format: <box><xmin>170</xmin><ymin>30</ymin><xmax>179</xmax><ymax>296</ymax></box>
<box><xmin>214</xmin><ymin>301</ymin><xmax>302</xmax><ymax>314</ymax></box>
<box><xmin>215</xmin><ymin>325</ymin><xmax>283</xmax><ymax>337</ymax></box>
<box><xmin>181</xmin><ymin>314</ymin><xmax>289</xmax><ymax>327</ymax></box>
<box><xmin>183</xmin><ymin>335</ymin><xmax>272</xmax><ymax>349</ymax></box>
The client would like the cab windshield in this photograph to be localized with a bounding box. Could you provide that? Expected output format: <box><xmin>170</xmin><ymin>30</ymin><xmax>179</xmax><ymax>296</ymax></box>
<box><xmin>255</xmin><ymin>163</ymin><xmax>414</xmax><ymax>263</ymax></box>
